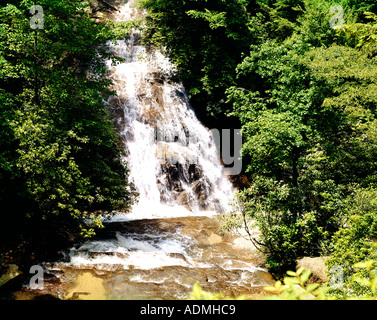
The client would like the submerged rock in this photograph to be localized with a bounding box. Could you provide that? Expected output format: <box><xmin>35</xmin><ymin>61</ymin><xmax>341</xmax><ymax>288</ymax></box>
<box><xmin>64</xmin><ymin>271</ymin><xmax>106</xmax><ymax>300</ymax></box>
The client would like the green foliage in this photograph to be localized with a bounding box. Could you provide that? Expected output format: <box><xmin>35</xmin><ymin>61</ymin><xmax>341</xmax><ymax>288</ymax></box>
<box><xmin>340</xmin><ymin>11</ymin><xmax>377</xmax><ymax>56</ymax></box>
<box><xmin>227</xmin><ymin>174</ymin><xmax>345</xmax><ymax>274</ymax></box>
<box><xmin>221</xmin><ymin>0</ymin><xmax>377</xmax><ymax>275</ymax></box>
<box><xmin>0</xmin><ymin>0</ymin><xmax>136</xmax><ymax>240</ymax></box>
<box><xmin>265</xmin><ymin>262</ymin><xmax>377</xmax><ymax>300</ymax></box>
<box><xmin>188</xmin><ymin>263</ymin><xmax>377</xmax><ymax>300</ymax></box>
<box><xmin>351</xmin><ymin>260</ymin><xmax>377</xmax><ymax>299</ymax></box>
<box><xmin>326</xmin><ymin>187</ymin><xmax>377</xmax><ymax>297</ymax></box>
<box><xmin>227</xmin><ymin>39</ymin><xmax>315</xmax><ymax>182</ymax></box>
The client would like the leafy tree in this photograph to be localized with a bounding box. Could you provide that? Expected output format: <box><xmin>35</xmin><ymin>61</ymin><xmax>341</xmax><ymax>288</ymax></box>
<box><xmin>225</xmin><ymin>6</ymin><xmax>377</xmax><ymax>273</ymax></box>
<box><xmin>0</xmin><ymin>0</ymin><xmax>136</xmax><ymax>241</ymax></box>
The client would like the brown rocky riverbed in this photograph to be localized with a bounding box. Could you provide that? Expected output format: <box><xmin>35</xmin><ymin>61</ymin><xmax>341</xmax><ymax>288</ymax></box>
<box><xmin>9</xmin><ymin>215</ymin><xmax>274</xmax><ymax>300</ymax></box>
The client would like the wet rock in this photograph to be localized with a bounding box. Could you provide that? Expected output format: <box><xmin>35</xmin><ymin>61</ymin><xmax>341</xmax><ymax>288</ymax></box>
<box><xmin>167</xmin><ymin>253</ymin><xmax>189</xmax><ymax>264</ymax></box>
<box><xmin>158</xmin><ymin>158</ymin><xmax>212</xmax><ymax>209</ymax></box>
<box><xmin>159</xmin><ymin>161</ymin><xmax>187</xmax><ymax>194</ymax></box>
<box><xmin>0</xmin><ymin>264</ymin><xmax>21</xmax><ymax>288</ymax></box>
<box><xmin>233</xmin><ymin>237</ymin><xmax>256</xmax><ymax>252</ymax></box>
<box><xmin>176</xmin><ymin>191</ymin><xmax>190</xmax><ymax>209</ymax></box>
<box><xmin>65</xmin><ymin>271</ymin><xmax>106</xmax><ymax>300</ymax></box>
<box><xmin>147</xmin><ymin>72</ymin><xmax>165</xmax><ymax>85</ymax></box>
<box><xmin>146</xmin><ymin>70</ymin><xmax>179</xmax><ymax>86</ymax></box>
<box><xmin>191</xmin><ymin>180</ymin><xmax>202</xmax><ymax>194</ymax></box>
<box><xmin>188</xmin><ymin>164</ymin><xmax>202</xmax><ymax>182</ymax></box>
<box><xmin>156</xmin><ymin>146</ymin><xmax>182</xmax><ymax>167</ymax></box>
<box><xmin>206</xmin><ymin>233</ymin><xmax>223</xmax><ymax>245</ymax></box>
<box><xmin>151</xmin><ymin>85</ymin><xmax>164</xmax><ymax>108</ymax></box>
<box><xmin>108</xmin><ymin>96</ymin><xmax>126</xmax><ymax>132</ymax></box>
<box><xmin>252</xmin><ymin>269</ymin><xmax>276</xmax><ymax>286</ymax></box>
<box><xmin>89</xmin><ymin>252</ymin><xmax>129</xmax><ymax>260</ymax></box>
<box><xmin>140</xmin><ymin>106</ymin><xmax>163</xmax><ymax>124</ymax></box>
<box><xmin>191</xmin><ymin>179</ymin><xmax>210</xmax><ymax>210</ymax></box>
<box><xmin>86</xmin><ymin>0</ymin><xmax>120</xmax><ymax>13</ymax></box>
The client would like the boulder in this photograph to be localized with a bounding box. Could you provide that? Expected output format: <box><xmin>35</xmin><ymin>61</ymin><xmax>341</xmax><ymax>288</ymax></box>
<box><xmin>297</xmin><ymin>256</ymin><xmax>328</xmax><ymax>284</ymax></box>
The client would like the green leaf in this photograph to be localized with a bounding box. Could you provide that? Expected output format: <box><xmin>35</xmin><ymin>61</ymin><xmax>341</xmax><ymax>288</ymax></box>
<box><xmin>191</xmin><ymin>282</ymin><xmax>202</xmax><ymax>299</ymax></box>
<box><xmin>300</xmin><ymin>269</ymin><xmax>312</xmax><ymax>284</ymax></box>
<box><xmin>306</xmin><ymin>283</ymin><xmax>319</xmax><ymax>292</ymax></box>
<box><xmin>354</xmin><ymin>260</ymin><xmax>374</xmax><ymax>271</ymax></box>
<box><xmin>286</xmin><ymin>270</ymin><xmax>297</xmax><ymax>277</ymax></box>
<box><xmin>354</xmin><ymin>277</ymin><xmax>371</xmax><ymax>287</ymax></box>
<box><xmin>296</xmin><ymin>267</ymin><xmax>305</xmax><ymax>276</ymax></box>
<box><xmin>264</xmin><ymin>286</ymin><xmax>279</xmax><ymax>292</ymax></box>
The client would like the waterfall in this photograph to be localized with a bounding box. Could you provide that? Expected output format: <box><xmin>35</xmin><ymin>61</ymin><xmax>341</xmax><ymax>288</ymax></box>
<box><xmin>107</xmin><ymin>1</ymin><xmax>235</xmax><ymax>220</ymax></box>
<box><xmin>13</xmin><ymin>1</ymin><xmax>274</xmax><ymax>301</ymax></box>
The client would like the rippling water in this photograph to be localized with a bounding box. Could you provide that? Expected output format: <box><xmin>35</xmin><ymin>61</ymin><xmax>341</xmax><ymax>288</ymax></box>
<box><xmin>21</xmin><ymin>216</ymin><xmax>273</xmax><ymax>300</ymax></box>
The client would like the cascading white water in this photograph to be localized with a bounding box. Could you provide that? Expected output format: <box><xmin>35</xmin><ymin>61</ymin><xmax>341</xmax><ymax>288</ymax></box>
<box><xmin>107</xmin><ymin>0</ymin><xmax>235</xmax><ymax>220</ymax></box>
<box><xmin>14</xmin><ymin>1</ymin><xmax>274</xmax><ymax>300</ymax></box>
<box><xmin>61</xmin><ymin>0</ymin><xmax>239</xmax><ymax>274</ymax></box>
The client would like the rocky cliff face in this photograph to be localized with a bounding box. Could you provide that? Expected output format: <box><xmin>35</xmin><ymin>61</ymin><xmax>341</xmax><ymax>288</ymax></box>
<box><xmin>87</xmin><ymin>0</ymin><xmax>124</xmax><ymax>13</ymax></box>
<box><xmin>85</xmin><ymin>0</ymin><xmax>125</xmax><ymax>23</ymax></box>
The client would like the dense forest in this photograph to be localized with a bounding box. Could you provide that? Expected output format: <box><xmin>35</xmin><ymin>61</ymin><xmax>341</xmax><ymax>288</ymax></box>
<box><xmin>138</xmin><ymin>0</ymin><xmax>377</xmax><ymax>298</ymax></box>
<box><xmin>0</xmin><ymin>0</ymin><xmax>137</xmax><ymax>269</ymax></box>
<box><xmin>1</xmin><ymin>0</ymin><xmax>377</xmax><ymax>300</ymax></box>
